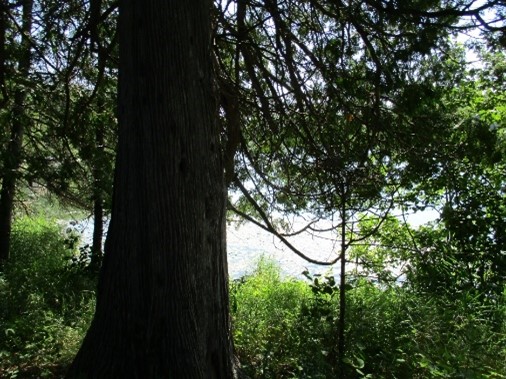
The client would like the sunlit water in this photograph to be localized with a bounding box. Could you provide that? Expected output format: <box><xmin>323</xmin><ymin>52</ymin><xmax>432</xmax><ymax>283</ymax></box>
<box><xmin>71</xmin><ymin>210</ymin><xmax>437</xmax><ymax>280</ymax></box>
<box><xmin>71</xmin><ymin>217</ymin><xmax>342</xmax><ymax>279</ymax></box>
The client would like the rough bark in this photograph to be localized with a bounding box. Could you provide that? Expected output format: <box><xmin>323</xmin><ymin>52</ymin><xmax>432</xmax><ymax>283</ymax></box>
<box><xmin>90</xmin><ymin>105</ymin><xmax>105</xmax><ymax>269</ymax></box>
<box><xmin>66</xmin><ymin>0</ymin><xmax>235</xmax><ymax>377</ymax></box>
<box><xmin>0</xmin><ymin>0</ymin><xmax>33</xmax><ymax>264</ymax></box>
<box><xmin>90</xmin><ymin>183</ymin><xmax>103</xmax><ymax>269</ymax></box>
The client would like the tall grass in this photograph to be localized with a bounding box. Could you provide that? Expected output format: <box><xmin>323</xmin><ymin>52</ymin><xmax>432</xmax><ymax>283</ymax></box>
<box><xmin>0</xmin><ymin>216</ymin><xmax>95</xmax><ymax>378</ymax></box>
<box><xmin>231</xmin><ymin>258</ymin><xmax>321</xmax><ymax>378</ymax></box>
<box><xmin>232</xmin><ymin>258</ymin><xmax>506</xmax><ymax>378</ymax></box>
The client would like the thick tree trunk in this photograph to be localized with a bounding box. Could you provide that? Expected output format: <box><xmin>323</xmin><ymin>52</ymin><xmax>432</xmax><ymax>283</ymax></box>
<box><xmin>0</xmin><ymin>0</ymin><xmax>33</xmax><ymax>264</ymax></box>
<box><xmin>66</xmin><ymin>0</ymin><xmax>235</xmax><ymax>377</ymax></box>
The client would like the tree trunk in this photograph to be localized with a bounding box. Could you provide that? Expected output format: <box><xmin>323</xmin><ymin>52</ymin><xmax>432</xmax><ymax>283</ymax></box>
<box><xmin>90</xmin><ymin>105</ymin><xmax>105</xmax><ymax>270</ymax></box>
<box><xmin>0</xmin><ymin>0</ymin><xmax>8</xmax><ymax>107</ymax></box>
<box><xmin>0</xmin><ymin>0</ymin><xmax>33</xmax><ymax>264</ymax></box>
<box><xmin>90</xmin><ymin>183</ymin><xmax>103</xmax><ymax>269</ymax></box>
<box><xmin>66</xmin><ymin>0</ymin><xmax>235</xmax><ymax>377</ymax></box>
<box><xmin>338</xmin><ymin>196</ymin><xmax>347</xmax><ymax>378</ymax></box>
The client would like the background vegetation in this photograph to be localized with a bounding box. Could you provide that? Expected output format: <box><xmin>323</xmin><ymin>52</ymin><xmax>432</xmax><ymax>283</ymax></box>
<box><xmin>232</xmin><ymin>258</ymin><xmax>505</xmax><ymax>379</ymax></box>
<box><xmin>0</xmin><ymin>212</ymin><xmax>95</xmax><ymax>378</ymax></box>
<box><xmin>1</xmin><ymin>213</ymin><xmax>504</xmax><ymax>378</ymax></box>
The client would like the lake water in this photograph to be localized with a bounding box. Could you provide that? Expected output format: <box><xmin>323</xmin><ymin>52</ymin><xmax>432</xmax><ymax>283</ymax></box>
<box><xmin>72</xmin><ymin>217</ymin><xmax>343</xmax><ymax>280</ymax></box>
<box><xmin>72</xmin><ymin>210</ymin><xmax>437</xmax><ymax>280</ymax></box>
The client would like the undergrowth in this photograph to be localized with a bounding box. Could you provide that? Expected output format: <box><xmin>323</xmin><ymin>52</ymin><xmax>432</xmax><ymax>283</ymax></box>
<box><xmin>0</xmin><ymin>219</ymin><xmax>504</xmax><ymax>378</ymax></box>
<box><xmin>231</xmin><ymin>258</ymin><xmax>506</xmax><ymax>378</ymax></box>
<box><xmin>0</xmin><ymin>216</ymin><xmax>95</xmax><ymax>378</ymax></box>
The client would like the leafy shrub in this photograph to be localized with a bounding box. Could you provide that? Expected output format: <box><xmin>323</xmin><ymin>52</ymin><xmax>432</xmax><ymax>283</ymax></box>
<box><xmin>399</xmin><ymin>291</ymin><xmax>506</xmax><ymax>379</ymax></box>
<box><xmin>231</xmin><ymin>257</ymin><xmax>319</xmax><ymax>378</ymax></box>
<box><xmin>344</xmin><ymin>280</ymin><xmax>414</xmax><ymax>377</ymax></box>
<box><xmin>232</xmin><ymin>259</ymin><xmax>506</xmax><ymax>379</ymax></box>
<box><xmin>0</xmin><ymin>216</ymin><xmax>96</xmax><ymax>378</ymax></box>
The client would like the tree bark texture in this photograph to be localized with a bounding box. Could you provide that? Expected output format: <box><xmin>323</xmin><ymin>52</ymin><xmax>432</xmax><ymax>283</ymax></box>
<box><xmin>0</xmin><ymin>0</ymin><xmax>33</xmax><ymax>264</ymax></box>
<box><xmin>90</xmin><ymin>182</ymin><xmax>103</xmax><ymax>268</ymax></box>
<box><xmin>66</xmin><ymin>0</ymin><xmax>235</xmax><ymax>377</ymax></box>
<box><xmin>90</xmin><ymin>103</ymin><xmax>105</xmax><ymax>269</ymax></box>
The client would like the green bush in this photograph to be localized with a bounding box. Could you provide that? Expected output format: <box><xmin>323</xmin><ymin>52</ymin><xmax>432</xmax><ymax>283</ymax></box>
<box><xmin>0</xmin><ymin>216</ymin><xmax>96</xmax><ymax>378</ymax></box>
<box><xmin>231</xmin><ymin>257</ymin><xmax>322</xmax><ymax>378</ymax></box>
<box><xmin>398</xmin><ymin>291</ymin><xmax>506</xmax><ymax>379</ymax></box>
<box><xmin>232</xmin><ymin>259</ymin><xmax>506</xmax><ymax>379</ymax></box>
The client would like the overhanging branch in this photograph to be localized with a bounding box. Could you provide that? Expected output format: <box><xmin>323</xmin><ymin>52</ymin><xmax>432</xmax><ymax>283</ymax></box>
<box><xmin>230</xmin><ymin>176</ymin><xmax>341</xmax><ymax>265</ymax></box>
